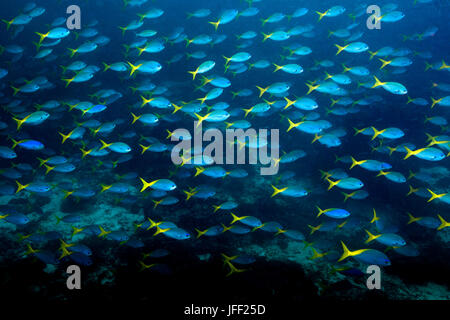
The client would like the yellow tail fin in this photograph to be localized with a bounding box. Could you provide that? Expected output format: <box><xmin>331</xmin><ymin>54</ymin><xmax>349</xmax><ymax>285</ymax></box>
<box><xmin>316</xmin><ymin>10</ymin><xmax>328</xmax><ymax>21</ymax></box>
<box><xmin>437</xmin><ymin>214</ymin><xmax>449</xmax><ymax>230</ymax></box>
<box><xmin>131</xmin><ymin>112</ymin><xmax>140</xmax><ymax>124</ymax></box>
<box><xmin>326</xmin><ymin>178</ymin><xmax>339</xmax><ymax>191</ymax></box>
<box><xmin>371</xmin><ymin>76</ymin><xmax>385</xmax><ymax>89</ymax></box>
<box><xmin>335</xmin><ymin>44</ymin><xmax>347</xmax><ymax>55</ymax></box>
<box><xmin>256</xmin><ymin>85</ymin><xmax>268</xmax><ymax>98</ymax></box>
<box><xmin>407</xmin><ymin>212</ymin><xmax>421</xmax><ymax>225</ymax></box>
<box><xmin>271</xmin><ymin>185</ymin><xmax>287</xmax><ymax>197</ymax></box>
<box><xmin>208</xmin><ymin>20</ymin><xmax>220</xmax><ymax>31</ymax></box>
<box><xmin>364</xmin><ymin>229</ymin><xmax>380</xmax><ymax>243</ymax></box>
<box><xmin>379</xmin><ymin>58</ymin><xmax>391</xmax><ymax>69</ymax></box>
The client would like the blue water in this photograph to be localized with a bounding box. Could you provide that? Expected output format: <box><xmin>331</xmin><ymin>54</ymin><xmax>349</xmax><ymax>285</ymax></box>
<box><xmin>0</xmin><ymin>0</ymin><xmax>449</xmax><ymax>306</ymax></box>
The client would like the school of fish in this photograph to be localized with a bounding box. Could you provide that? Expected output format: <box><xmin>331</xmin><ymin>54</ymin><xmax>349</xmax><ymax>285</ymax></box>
<box><xmin>0</xmin><ymin>0</ymin><xmax>449</xmax><ymax>284</ymax></box>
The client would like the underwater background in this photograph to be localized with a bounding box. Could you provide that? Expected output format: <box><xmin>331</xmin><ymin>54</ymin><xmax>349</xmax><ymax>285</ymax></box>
<box><xmin>0</xmin><ymin>0</ymin><xmax>449</xmax><ymax>308</ymax></box>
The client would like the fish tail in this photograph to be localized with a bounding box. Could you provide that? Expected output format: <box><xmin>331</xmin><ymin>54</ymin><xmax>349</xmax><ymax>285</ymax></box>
<box><xmin>59</xmin><ymin>131</ymin><xmax>71</xmax><ymax>144</ymax></box>
<box><xmin>403</xmin><ymin>146</ymin><xmax>415</xmax><ymax>160</ymax></box>
<box><xmin>59</xmin><ymin>65</ymin><xmax>68</xmax><ymax>74</ymax></box>
<box><xmin>407</xmin><ymin>170</ymin><xmax>416</xmax><ymax>181</ymax></box>
<box><xmin>353</xmin><ymin>127</ymin><xmax>365</xmax><ymax>136</ymax></box>
<box><xmin>283</xmin><ymin>97</ymin><xmax>294</xmax><ymax>110</ymax></box>
<box><xmin>137</xmin><ymin>46</ymin><xmax>146</xmax><ymax>56</ymax></box>
<box><xmin>194</xmin><ymin>166</ymin><xmax>205</xmax><ymax>177</ymax></box>
<box><xmin>195</xmin><ymin>228</ymin><xmax>206</xmax><ymax>238</ymax></box>
<box><xmin>379</xmin><ymin>58</ymin><xmax>391</xmax><ymax>69</ymax></box>
<box><xmin>255</xmin><ymin>85</ymin><xmax>267</xmax><ymax>98</ymax></box>
<box><xmin>440</xmin><ymin>60</ymin><xmax>450</xmax><ymax>70</ymax></box>
<box><xmin>326</xmin><ymin>177</ymin><xmax>339</xmax><ymax>191</ymax></box>
<box><xmin>273</xmin><ymin>63</ymin><xmax>283</xmax><ymax>72</ymax></box>
<box><xmin>15</xmin><ymin>180</ymin><xmax>27</xmax><ymax>193</ymax></box>
<box><xmin>99</xmin><ymin>139</ymin><xmax>110</xmax><ymax>150</ymax></box>
<box><xmin>67</xmin><ymin>48</ymin><xmax>77</xmax><ymax>58</ymax></box>
<box><xmin>208</xmin><ymin>20</ymin><xmax>220</xmax><ymax>31</ymax></box>
<box><xmin>137</xmin><ymin>13</ymin><xmax>145</xmax><ymax>22</ymax></box>
<box><xmin>197</xmin><ymin>96</ymin><xmax>207</xmax><ymax>104</ymax></box>
<box><xmin>188</xmin><ymin>69</ymin><xmax>198</xmax><ymax>80</ymax></box>
<box><xmin>370</xmin><ymin>209</ymin><xmax>379</xmax><ymax>224</ymax></box>
<box><xmin>194</xmin><ymin>112</ymin><xmax>208</xmax><ymax>127</ymax></box>
<box><xmin>139</xmin><ymin>177</ymin><xmax>156</xmax><ymax>192</ymax></box>
<box><xmin>63</xmin><ymin>190</ymin><xmax>73</xmax><ymax>199</ymax></box>
<box><xmin>337</xmin><ymin>241</ymin><xmax>351</xmax><ymax>262</ymax></box>
<box><xmin>349</xmin><ymin>157</ymin><xmax>359</xmax><ymax>169</ymax></box>
<box><xmin>430</xmin><ymin>97</ymin><xmax>440</xmax><ymax>108</ymax></box>
<box><xmin>286</xmin><ymin>118</ymin><xmax>299</xmax><ymax>132</ymax></box>
<box><xmin>127</xmin><ymin>61</ymin><xmax>141</xmax><ymax>76</ymax></box>
<box><xmin>310</xmin><ymin>132</ymin><xmax>321</xmax><ymax>143</ymax></box>
<box><xmin>152</xmin><ymin>200</ymin><xmax>161</xmax><ymax>209</ymax></box>
<box><xmin>376</xmin><ymin>170</ymin><xmax>387</xmax><ymax>178</ymax></box>
<box><xmin>406</xmin><ymin>185</ymin><xmax>418</xmax><ymax>196</ymax></box>
<box><xmin>122</xmin><ymin>44</ymin><xmax>130</xmax><ymax>54</ymax></box>
<box><xmin>222</xmin><ymin>55</ymin><xmax>232</xmax><ymax>67</ymax></box>
<box><xmin>37</xmin><ymin>157</ymin><xmax>47</xmax><ymax>168</ymax></box>
<box><xmin>229</xmin><ymin>212</ymin><xmax>240</xmax><ymax>224</ymax></box>
<box><xmin>406</xmin><ymin>95</ymin><xmax>415</xmax><ymax>104</ymax></box>
<box><xmin>225</xmin><ymin>261</ymin><xmax>246</xmax><ymax>277</ymax></box>
<box><xmin>25</xmin><ymin>244</ymin><xmax>39</xmax><ymax>255</ymax></box>
<box><xmin>437</xmin><ymin>215</ymin><xmax>449</xmax><ymax>231</ymax></box>
<box><xmin>44</xmin><ymin>164</ymin><xmax>54</xmax><ymax>175</ymax></box>
<box><xmin>387</xmin><ymin>147</ymin><xmax>397</xmax><ymax>156</ymax></box>
<box><xmin>308</xmin><ymin>224</ymin><xmax>321</xmax><ymax>235</ymax></box>
<box><xmin>305</xmin><ymin>83</ymin><xmax>318</xmax><ymax>95</ymax></box>
<box><xmin>171</xmin><ymin>103</ymin><xmax>182</xmax><ymax>114</ymax></box>
<box><xmin>335</xmin><ymin>44</ymin><xmax>346</xmax><ymax>55</ymax></box>
<box><xmin>131</xmin><ymin>112</ymin><xmax>140</xmax><ymax>124</ymax></box>
<box><xmin>368</xmin><ymin>50</ymin><xmax>378</xmax><ymax>60</ymax></box>
<box><xmin>2</xmin><ymin>18</ymin><xmax>14</xmax><ymax>30</ymax></box>
<box><xmin>316</xmin><ymin>206</ymin><xmax>324</xmax><ymax>218</ymax></box>
<box><xmin>139</xmin><ymin>144</ymin><xmax>150</xmax><ymax>155</ymax></box>
<box><xmin>364</xmin><ymin>230</ymin><xmax>377</xmax><ymax>244</ymax></box>
<box><xmin>102</xmin><ymin>62</ymin><xmax>110</xmax><ymax>72</ymax></box>
<box><xmin>261</xmin><ymin>32</ymin><xmax>271</xmax><ymax>42</ymax></box>
<box><xmin>371</xmin><ymin>127</ymin><xmax>384</xmax><ymax>140</ymax></box>
<box><xmin>407</xmin><ymin>212</ymin><xmax>420</xmax><ymax>224</ymax></box>
<box><xmin>34</xmin><ymin>31</ymin><xmax>49</xmax><ymax>45</ymax></box>
<box><xmin>80</xmin><ymin>148</ymin><xmax>91</xmax><ymax>159</ymax></box>
<box><xmin>270</xmin><ymin>185</ymin><xmax>286</xmax><ymax>197</ymax></box>
<box><xmin>427</xmin><ymin>189</ymin><xmax>441</xmax><ymax>202</ymax></box>
<box><xmin>371</xmin><ymin>76</ymin><xmax>384</xmax><ymax>88</ymax></box>
<box><xmin>316</xmin><ymin>11</ymin><xmax>327</xmax><ymax>21</ymax></box>
<box><xmin>61</xmin><ymin>78</ymin><xmax>73</xmax><ymax>88</ymax></box>
<box><xmin>342</xmin><ymin>192</ymin><xmax>352</xmax><ymax>203</ymax></box>
<box><xmin>118</xmin><ymin>26</ymin><xmax>127</xmax><ymax>36</ymax></box>
<box><xmin>341</xmin><ymin>63</ymin><xmax>350</xmax><ymax>73</ymax></box>
<box><xmin>242</xmin><ymin>107</ymin><xmax>253</xmax><ymax>118</ymax></box>
<box><xmin>10</xmin><ymin>86</ymin><xmax>20</xmax><ymax>96</ymax></box>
